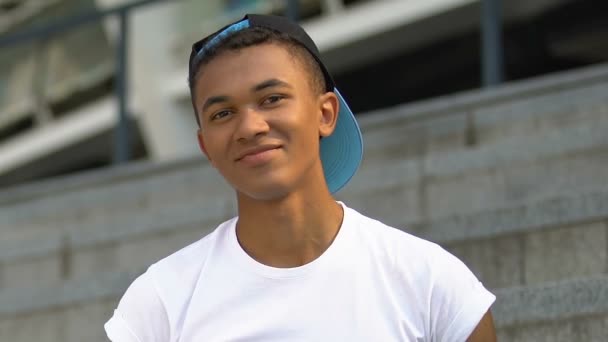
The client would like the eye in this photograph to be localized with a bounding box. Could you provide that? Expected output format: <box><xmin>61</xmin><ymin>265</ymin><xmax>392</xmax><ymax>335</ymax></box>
<box><xmin>262</xmin><ymin>94</ymin><xmax>285</xmax><ymax>106</ymax></box>
<box><xmin>210</xmin><ymin>110</ymin><xmax>232</xmax><ymax>121</ymax></box>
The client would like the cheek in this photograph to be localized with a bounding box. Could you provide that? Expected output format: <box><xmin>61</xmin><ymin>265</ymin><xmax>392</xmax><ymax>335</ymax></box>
<box><xmin>281</xmin><ymin>122</ymin><xmax>321</xmax><ymax>162</ymax></box>
<box><xmin>200</xmin><ymin>130</ymin><xmax>228</xmax><ymax>160</ymax></box>
<box><xmin>294</xmin><ymin>104</ymin><xmax>322</xmax><ymax>143</ymax></box>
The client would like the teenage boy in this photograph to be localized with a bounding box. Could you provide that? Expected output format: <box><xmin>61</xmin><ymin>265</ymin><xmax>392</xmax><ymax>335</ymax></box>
<box><xmin>105</xmin><ymin>14</ymin><xmax>496</xmax><ymax>341</ymax></box>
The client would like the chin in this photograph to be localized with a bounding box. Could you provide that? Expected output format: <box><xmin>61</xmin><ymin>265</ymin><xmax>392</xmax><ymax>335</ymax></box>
<box><xmin>233</xmin><ymin>178</ymin><xmax>296</xmax><ymax>201</ymax></box>
<box><xmin>226</xmin><ymin>161</ymin><xmax>320</xmax><ymax>201</ymax></box>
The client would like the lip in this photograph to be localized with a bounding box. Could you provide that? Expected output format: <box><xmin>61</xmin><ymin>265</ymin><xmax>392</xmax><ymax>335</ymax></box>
<box><xmin>235</xmin><ymin>144</ymin><xmax>282</xmax><ymax>163</ymax></box>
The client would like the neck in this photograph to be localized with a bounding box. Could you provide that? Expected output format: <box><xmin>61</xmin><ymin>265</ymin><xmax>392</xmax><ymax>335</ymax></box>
<box><xmin>235</xmin><ymin>183</ymin><xmax>343</xmax><ymax>268</ymax></box>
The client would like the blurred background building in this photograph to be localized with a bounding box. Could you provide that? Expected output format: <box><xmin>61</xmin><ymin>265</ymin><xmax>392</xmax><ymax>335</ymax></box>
<box><xmin>1</xmin><ymin>0</ymin><xmax>608</xmax><ymax>340</ymax></box>
<box><xmin>0</xmin><ymin>0</ymin><xmax>606</xmax><ymax>186</ymax></box>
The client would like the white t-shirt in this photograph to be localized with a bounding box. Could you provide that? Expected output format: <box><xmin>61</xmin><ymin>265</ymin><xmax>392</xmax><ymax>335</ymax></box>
<box><xmin>105</xmin><ymin>203</ymin><xmax>495</xmax><ymax>342</ymax></box>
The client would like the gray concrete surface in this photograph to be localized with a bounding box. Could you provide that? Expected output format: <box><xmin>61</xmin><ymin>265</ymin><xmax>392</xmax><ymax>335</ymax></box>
<box><xmin>2</xmin><ymin>63</ymin><xmax>607</xmax><ymax>220</ymax></box>
<box><xmin>1</xmin><ymin>186</ymin><xmax>606</xmax><ymax>292</ymax></box>
<box><xmin>493</xmin><ymin>276</ymin><xmax>608</xmax><ymax>327</ymax></box>
<box><xmin>1</xmin><ymin>63</ymin><xmax>608</xmax><ymax>339</ymax></box>
<box><xmin>2</xmin><ymin>108</ymin><xmax>605</xmax><ymax>242</ymax></box>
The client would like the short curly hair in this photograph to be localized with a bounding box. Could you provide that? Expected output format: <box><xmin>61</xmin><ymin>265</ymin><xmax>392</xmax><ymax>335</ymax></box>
<box><xmin>188</xmin><ymin>26</ymin><xmax>326</xmax><ymax>126</ymax></box>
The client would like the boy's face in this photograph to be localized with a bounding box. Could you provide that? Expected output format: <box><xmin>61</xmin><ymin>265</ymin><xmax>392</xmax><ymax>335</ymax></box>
<box><xmin>193</xmin><ymin>43</ymin><xmax>339</xmax><ymax>200</ymax></box>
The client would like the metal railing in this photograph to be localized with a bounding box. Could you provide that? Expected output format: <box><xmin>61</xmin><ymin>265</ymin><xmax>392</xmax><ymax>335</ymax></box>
<box><xmin>0</xmin><ymin>0</ymin><xmax>503</xmax><ymax>164</ymax></box>
<box><xmin>0</xmin><ymin>0</ymin><xmax>171</xmax><ymax>163</ymax></box>
<box><xmin>0</xmin><ymin>0</ymin><xmax>302</xmax><ymax>164</ymax></box>
<box><xmin>481</xmin><ymin>0</ymin><xmax>504</xmax><ymax>86</ymax></box>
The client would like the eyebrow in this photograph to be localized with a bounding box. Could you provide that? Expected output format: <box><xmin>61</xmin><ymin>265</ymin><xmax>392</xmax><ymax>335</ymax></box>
<box><xmin>252</xmin><ymin>78</ymin><xmax>293</xmax><ymax>92</ymax></box>
<box><xmin>200</xmin><ymin>79</ymin><xmax>293</xmax><ymax>113</ymax></box>
<box><xmin>201</xmin><ymin>95</ymin><xmax>230</xmax><ymax>114</ymax></box>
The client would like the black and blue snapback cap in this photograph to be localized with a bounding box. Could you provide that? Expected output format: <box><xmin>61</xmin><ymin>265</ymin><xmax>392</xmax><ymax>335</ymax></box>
<box><xmin>189</xmin><ymin>14</ymin><xmax>363</xmax><ymax>194</ymax></box>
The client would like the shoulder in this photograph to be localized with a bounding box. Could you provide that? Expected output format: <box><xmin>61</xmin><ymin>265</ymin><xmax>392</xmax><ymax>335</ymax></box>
<box><xmin>345</xmin><ymin>203</ymin><xmax>489</xmax><ymax>288</ymax></box>
<box><xmin>105</xmin><ymin>269</ymin><xmax>168</xmax><ymax>341</ymax></box>
<box><xmin>343</xmin><ymin>204</ymin><xmax>495</xmax><ymax>340</ymax></box>
<box><xmin>105</xmin><ymin>217</ymin><xmax>237</xmax><ymax>341</ymax></box>
<box><xmin>344</xmin><ymin>204</ymin><xmax>440</xmax><ymax>270</ymax></box>
<box><xmin>149</xmin><ymin>217</ymin><xmax>236</xmax><ymax>308</ymax></box>
<box><xmin>152</xmin><ymin>218</ymin><xmax>231</xmax><ymax>278</ymax></box>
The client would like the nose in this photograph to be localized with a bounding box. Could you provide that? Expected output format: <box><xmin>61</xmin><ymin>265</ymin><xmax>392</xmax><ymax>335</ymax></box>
<box><xmin>235</xmin><ymin>107</ymin><xmax>270</xmax><ymax>142</ymax></box>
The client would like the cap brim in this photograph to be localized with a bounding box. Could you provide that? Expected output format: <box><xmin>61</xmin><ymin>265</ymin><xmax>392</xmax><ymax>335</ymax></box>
<box><xmin>320</xmin><ymin>88</ymin><xmax>363</xmax><ymax>194</ymax></box>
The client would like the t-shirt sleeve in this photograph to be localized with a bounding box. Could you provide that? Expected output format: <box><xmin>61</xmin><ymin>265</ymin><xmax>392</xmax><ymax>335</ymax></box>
<box><xmin>427</xmin><ymin>244</ymin><xmax>496</xmax><ymax>342</ymax></box>
<box><xmin>104</xmin><ymin>269</ymin><xmax>170</xmax><ymax>342</ymax></box>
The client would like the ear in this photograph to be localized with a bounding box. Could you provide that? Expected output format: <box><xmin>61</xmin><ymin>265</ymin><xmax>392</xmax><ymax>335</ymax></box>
<box><xmin>197</xmin><ymin>129</ymin><xmax>216</xmax><ymax>167</ymax></box>
<box><xmin>318</xmin><ymin>92</ymin><xmax>339</xmax><ymax>138</ymax></box>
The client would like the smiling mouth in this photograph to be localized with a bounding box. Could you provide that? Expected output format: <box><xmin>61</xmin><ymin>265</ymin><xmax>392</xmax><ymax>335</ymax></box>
<box><xmin>237</xmin><ymin>146</ymin><xmax>282</xmax><ymax>166</ymax></box>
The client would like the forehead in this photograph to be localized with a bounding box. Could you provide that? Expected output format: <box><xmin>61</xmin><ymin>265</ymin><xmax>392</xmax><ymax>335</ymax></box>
<box><xmin>195</xmin><ymin>44</ymin><xmax>309</xmax><ymax>90</ymax></box>
<box><xmin>205</xmin><ymin>43</ymin><xmax>302</xmax><ymax>78</ymax></box>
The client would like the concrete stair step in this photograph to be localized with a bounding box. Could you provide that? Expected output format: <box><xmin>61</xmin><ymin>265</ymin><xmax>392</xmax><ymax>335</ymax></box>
<box><xmin>493</xmin><ymin>276</ymin><xmax>608</xmax><ymax>341</ymax></box>
<box><xmin>2</xmin><ymin>110</ymin><xmax>606</xmax><ymax>242</ymax></box>
<box><xmin>342</xmin><ymin>146</ymin><xmax>608</xmax><ymax>223</ymax></box>
<box><xmin>1</xmin><ymin>186</ymin><xmax>606</xmax><ymax>293</ymax></box>
<box><xmin>1</xmin><ymin>270</ymin><xmax>606</xmax><ymax>342</ymax></box>
<box><xmin>472</xmin><ymin>83</ymin><xmax>608</xmax><ymax>146</ymax></box>
<box><xmin>445</xmin><ymin>220</ymin><xmax>607</xmax><ymax>290</ymax></box>
<box><xmin>349</xmin><ymin>187</ymin><xmax>608</xmax><ymax>289</ymax></box>
<box><xmin>351</xmin><ymin>105</ymin><xmax>608</xmax><ymax>192</ymax></box>
<box><xmin>0</xmin><ymin>160</ymin><xmax>231</xmax><ymax>239</ymax></box>
<box><xmin>423</xmin><ymin>110</ymin><xmax>608</xmax><ymax>179</ymax></box>
<box><xmin>356</xmin><ymin>63</ymin><xmax>608</xmax><ymax>135</ymax></box>
<box><xmin>0</xmin><ymin>200</ymin><xmax>228</xmax><ymax>291</ymax></box>
<box><xmin>360</xmin><ymin>69</ymin><xmax>608</xmax><ymax>163</ymax></box>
